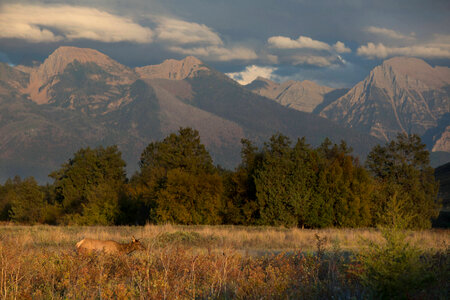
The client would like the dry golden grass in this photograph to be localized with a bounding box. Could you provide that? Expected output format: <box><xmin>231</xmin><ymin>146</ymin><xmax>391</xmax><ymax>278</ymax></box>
<box><xmin>0</xmin><ymin>225</ymin><xmax>448</xmax><ymax>299</ymax></box>
<box><xmin>0</xmin><ymin>224</ymin><xmax>448</xmax><ymax>254</ymax></box>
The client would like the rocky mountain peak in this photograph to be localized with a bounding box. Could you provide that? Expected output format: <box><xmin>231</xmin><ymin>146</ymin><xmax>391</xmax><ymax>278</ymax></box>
<box><xmin>319</xmin><ymin>57</ymin><xmax>450</xmax><ymax>146</ymax></box>
<box><xmin>136</xmin><ymin>56</ymin><xmax>209</xmax><ymax>80</ymax></box>
<box><xmin>35</xmin><ymin>47</ymin><xmax>121</xmax><ymax>82</ymax></box>
<box><xmin>370</xmin><ymin>56</ymin><xmax>450</xmax><ymax>90</ymax></box>
<box><xmin>25</xmin><ymin>46</ymin><xmax>136</xmax><ymax>104</ymax></box>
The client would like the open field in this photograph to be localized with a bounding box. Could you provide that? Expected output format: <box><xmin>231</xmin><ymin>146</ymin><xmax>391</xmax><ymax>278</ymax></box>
<box><xmin>0</xmin><ymin>225</ymin><xmax>449</xmax><ymax>299</ymax></box>
<box><xmin>0</xmin><ymin>224</ymin><xmax>449</xmax><ymax>254</ymax></box>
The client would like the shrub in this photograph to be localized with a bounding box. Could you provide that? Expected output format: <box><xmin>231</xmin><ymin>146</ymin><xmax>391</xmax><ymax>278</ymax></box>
<box><xmin>353</xmin><ymin>228</ymin><xmax>435</xmax><ymax>299</ymax></box>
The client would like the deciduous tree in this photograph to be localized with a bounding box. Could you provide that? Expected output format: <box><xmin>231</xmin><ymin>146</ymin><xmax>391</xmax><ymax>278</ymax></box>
<box><xmin>50</xmin><ymin>145</ymin><xmax>126</xmax><ymax>225</ymax></box>
<box><xmin>9</xmin><ymin>177</ymin><xmax>46</xmax><ymax>223</ymax></box>
<box><xmin>133</xmin><ymin>128</ymin><xmax>223</xmax><ymax>224</ymax></box>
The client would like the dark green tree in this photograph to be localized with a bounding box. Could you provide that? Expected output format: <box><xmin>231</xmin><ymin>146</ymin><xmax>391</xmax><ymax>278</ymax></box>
<box><xmin>50</xmin><ymin>145</ymin><xmax>126</xmax><ymax>225</ymax></box>
<box><xmin>254</xmin><ymin>135</ymin><xmax>318</xmax><ymax>227</ymax></box>
<box><xmin>316</xmin><ymin>140</ymin><xmax>373</xmax><ymax>227</ymax></box>
<box><xmin>366</xmin><ymin>134</ymin><xmax>440</xmax><ymax>228</ymax></box>
<box><xmin>133</xmin><ymin>128</ymin><xmax>223</xmax><ymax>224</ymax></box>
<box><xmin>222</xmin><ymin>139</ymin><xmax>262</xmax><ymax>225</ymax></box>
<box><xmin>155</xmin><ymin>169</ymin><xmax>223</xmax><ymax>224</ymax></box>
<box><xmin>9</xmin><ymin>177</ymin><xmax>46</xmax><ymax>224</ymax></box>
<box><xmin>139</xmin><ymin>127</ymin><xmax>215</xmax><ymax>174</ymax></box>
<box><xmin>0</xmin><ymin>177</ymin><xmax>22</xmax><ymax>221</ymax></box>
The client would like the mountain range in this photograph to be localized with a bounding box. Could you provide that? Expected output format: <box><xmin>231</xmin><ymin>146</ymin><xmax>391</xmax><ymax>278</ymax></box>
<box><xmin>247</xmin><ymin>57</ymin><xmax>449</xmax><ymax>157</ymax></box>
<box><xmin>0</xmin><ymin>46</ymin><xmax>382</xmax><ymax>183</ymax></box>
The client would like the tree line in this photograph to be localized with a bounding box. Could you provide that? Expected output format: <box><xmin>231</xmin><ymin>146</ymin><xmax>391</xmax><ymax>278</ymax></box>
<box><xmin>0</xmin><ymin>128</ymin><xmax>440</xmax><ymax>228</ymax></box>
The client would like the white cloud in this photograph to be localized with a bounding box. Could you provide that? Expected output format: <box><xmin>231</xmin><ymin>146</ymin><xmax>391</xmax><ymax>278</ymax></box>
<box><xmin>333</xmin><ymin>41</ymin><xmax>351</xmax><ymax>53</ymax></box>
<box><xmin>169</xmin><ymin>45</ymin><xmax>257</xmax><ymax>61</ymax></box>
<box><xmin>366</xmin><ymin>26</ymin><xmax>415</xmax><ymax>41</ymax></box>
<box><xmin>268</xmin><ymin>35</ymin><xmax>331</xmax><ymax>50</ymax></box>
<box><xmin>226</xmin><ymin>65</ymin><xmax>278</xmax><ymax>85</ymax></box>
<box><xmin>291</xmin><ymin>55</ymin><xmax>336</xmax><ymax>67</ymax></box>
<box><xmin>155</xmin><ymin>17</ymin><xmax>223</xmax><ymax>46</ymax></box>
<box><xmin>0</xmin><ymin>4</ymin><xmax>153</xmax><ymax>43</ymax></box>
<box><xmin>357</xmin><ymin>42</ymin><xmax>450</xmax><ymax>59</ymax></box>
<box><xmin>154</xmin><ymin>17</ymin><xmax>257</xmax><ymax>62</ymax></box>
<box><xmin>266</xmin><ymin>35</ymin><xmax>350</xmax><ymax>68</ymax></box>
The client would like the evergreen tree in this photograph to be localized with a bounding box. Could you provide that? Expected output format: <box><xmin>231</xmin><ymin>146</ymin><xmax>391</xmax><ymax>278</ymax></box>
<box><xmin>254</xmin><ymin>135</ymin><xmax>317</xmax><ymax>227</ymax></box>
<box><xmin>316</xmin><ymin>141</ymin><xmax>373</xmax><ymax>227</ymax></box>
<box><xmin>366</xmin><ymin>134</ymin><xmax>440</xmax><ymax>228</ymax></box>
<box><xmin>222</xmin><ymin>139</ymin><xmax>262</xmax><ymax>225</ymax></box>
<box><xmin>254</xmin><ymin>134</ymin><xmax>295</xmax><ymax>226</ymax></box>
<box><xmin>0</xmin><ymin>177</ymin><xmax>20</xmax><ymax>221</ymax></box>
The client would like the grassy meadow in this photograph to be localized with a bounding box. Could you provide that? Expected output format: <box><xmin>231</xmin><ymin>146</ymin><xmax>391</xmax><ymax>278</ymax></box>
<box><xmin>0</xmin><ymin>225</ymin><xmax>449</xmax><ymax>299</ymax></box>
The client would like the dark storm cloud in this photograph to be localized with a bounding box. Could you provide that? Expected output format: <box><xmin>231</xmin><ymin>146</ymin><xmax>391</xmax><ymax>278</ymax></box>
<box><xmin>0</xmin><ymin>0</ymin><xmax>449</xmax><ymax>86</ymax></box>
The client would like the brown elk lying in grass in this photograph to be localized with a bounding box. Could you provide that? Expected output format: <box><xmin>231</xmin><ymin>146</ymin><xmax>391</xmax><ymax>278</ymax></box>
<box><xmin>76</xmin><ymin>236</ymin><xmax>146</xmax><ymax>255</ymax></box>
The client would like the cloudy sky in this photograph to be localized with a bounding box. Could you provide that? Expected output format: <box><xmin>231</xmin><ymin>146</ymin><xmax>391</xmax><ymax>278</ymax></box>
<box><xmin>0</xmin><ymin>0</ymin><xmax>449</xmax><ymax>87</ymax></box>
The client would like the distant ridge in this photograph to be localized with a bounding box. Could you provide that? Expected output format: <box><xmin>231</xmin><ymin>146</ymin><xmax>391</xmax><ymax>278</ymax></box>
<box><xmin>246</xmin><ymin>77</ymin><xmax>335</xmax><ymax>113</ymax></box>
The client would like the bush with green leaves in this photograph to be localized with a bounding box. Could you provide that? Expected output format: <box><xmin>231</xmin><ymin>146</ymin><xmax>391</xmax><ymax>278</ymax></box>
<box><xmin>354</xmin><ymin>228</ymin><xmax>435</xmax><ymax>299</ymax></box>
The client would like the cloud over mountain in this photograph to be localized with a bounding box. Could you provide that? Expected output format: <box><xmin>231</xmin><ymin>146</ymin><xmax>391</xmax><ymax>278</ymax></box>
<box><xmin>168</xmin><ymin>46</ymin><xmax>257</xmax><ymax>62</ymax></box>
<box><xmin>357</xmin><ymin>42</ymin><xmax>450</xmax><ymax>59</ymax></box>
<box><xmin>153</xmin><ymin>17</ymin><xmax>257</xmax><ymax>61</ymax></box>
<box><xmin>226</xmin><ymin>65</ymin><xmax>278</xmax><ymax>85</ymax></box>
<box><xmin>268</xmin><ymin>36</ymin><xmax>331</xmax><ymax>51</ymax></box>
<box><xmin>366</xmin><ymin>26</ymin><xmax>416</xmax><ymax>41</ymax></box>
<box><xmin>0</xmin><ymin>4</ymin><xmax>153</xmax><ymax>43</ymax></box>
<box><xmin>0</xmin><ymin>0</ymin><xmax>448</xmax><ymax>88</ymax></box>
<box><xmin>155</xmin><ymin>17</ymin><xmax>223</xmax><ymax>46</ymax></box>
<box><xmin>333</xmin><ymin>41</ymin><xmax>351</xmax><ymax>53</ymax></box>
<box><xmin>266</xmin><ymin>35</ymin><xmax>351</xmax><ymax>67</ymax></box>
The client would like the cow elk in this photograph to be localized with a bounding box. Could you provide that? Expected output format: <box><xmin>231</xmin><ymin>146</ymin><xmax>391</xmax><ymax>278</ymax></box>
<box><xmin>76</xmin><ymin>236</ymin><xmax>146</xmax><ymax>255</ymax></box>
